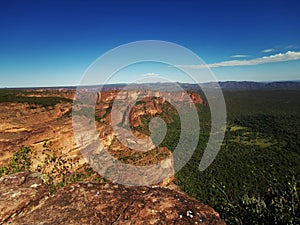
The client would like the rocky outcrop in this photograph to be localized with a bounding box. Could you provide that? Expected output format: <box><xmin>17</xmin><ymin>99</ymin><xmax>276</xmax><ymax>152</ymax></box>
<box><xmin>0</xmin><ymin>172</ymin><xmax>225</xmax><ymax>225</ymax></box>
<box><xmin>0</xmin><ymin>101</ymin><xmax>76</xmax><ymax>164</ymax></box>
<box><xmin>0</xmin><ymin>90</ymin><xmax>224</xmax><ymax>224</ymax></box>
<box><xmin>95</xmin><ymin>90</ymin><xmax>205</xmax><ymax>128</ymax></box>
<box><xmin>0</xmin><ymin>172</ymin><xmax>49</xmax><ymax>224</ymax></box>
<box><xmin>0</xmin><ymin>90</ymin><xmax>205</xmax><ymax>165</ymax></box>
<box><xmin>96</xmin><ymin>90</ymin><xmax>205</xmax><ymax>107</ymax></box>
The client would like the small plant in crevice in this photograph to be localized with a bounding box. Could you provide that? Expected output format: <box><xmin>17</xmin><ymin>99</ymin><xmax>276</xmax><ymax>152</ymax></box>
<box><xmin>0</xmin><ymin>142</ymin><xmax>103</xmax><ymax>194</ymax></box>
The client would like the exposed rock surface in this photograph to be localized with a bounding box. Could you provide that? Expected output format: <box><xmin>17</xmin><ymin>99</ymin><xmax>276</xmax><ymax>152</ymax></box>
<box><xmin>0</xmin><ymin>172</ymin><xmax>225</xmax><ymax>225</ymax></box>
<box><xmin>0</xmin><ymin>172</ymin><xmax>49</xmax><ymax>224</ymax></box>
<box><xmin>95</xmin><ymin>90</ymin><xmax>205</xmax><ymax>128</ymax></box>
<box><xmin>0</xmin><ymin>90</ymin><xmax>205</xmax><ymax>166</ymax></box>
<box><xmin>0</xmin><ymin>101</ymin><xmax>76</xmax><ymax>164</ymax></box>
<box><xmin>0</xmin><ymin>90</ymin><xmax>223</xmax><ymax>224</ymax></box>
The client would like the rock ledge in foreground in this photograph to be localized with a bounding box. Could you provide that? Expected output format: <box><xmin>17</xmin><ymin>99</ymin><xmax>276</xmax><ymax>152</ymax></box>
<box><xmin>0</xmin><ymin>172</ymin><xmax>225</xmax><ymax>225</ymax></box>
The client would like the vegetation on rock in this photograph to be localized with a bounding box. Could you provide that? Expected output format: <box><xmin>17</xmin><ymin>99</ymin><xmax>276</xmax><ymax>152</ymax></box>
<box><xmin>0</xmin><ymin>142</ymin><xmax>102</xmax><ymax>194</ymax></box>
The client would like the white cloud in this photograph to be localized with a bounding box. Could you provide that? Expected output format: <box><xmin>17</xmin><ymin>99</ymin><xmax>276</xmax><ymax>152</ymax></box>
<box><xmin>142</xmin><ymin>72</ymin><xmax>160</xmax><ymax>77</ymax></box>
<box><xmin>262</xmin><ymin>48</ymin><xmax>275</xmax><ymax>53</ymax></box>
<box><xmin>230</xmin><ymin>54</ymin><xmax>248</xmax><ymax>58</ymax></box>
<box><xmin>176</xmin><ymin>51</ymin><xmax>300</xmax><ymax>69</ymax></box>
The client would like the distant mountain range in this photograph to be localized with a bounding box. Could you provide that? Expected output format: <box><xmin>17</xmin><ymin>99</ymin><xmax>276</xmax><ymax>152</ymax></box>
<box><xmin>2</xmin><ymin>81</ymin><xmax>300</xmax><ymax>91</ymax></box>
<box><xmin>203</xmin><ymin>81</ymin><xmax>300</xmax><ymax>90</ymax></box>
<box><xmin>124</xmin><ymin>81</ymin><xmax>300</xmax><ymax>91</ymax></box>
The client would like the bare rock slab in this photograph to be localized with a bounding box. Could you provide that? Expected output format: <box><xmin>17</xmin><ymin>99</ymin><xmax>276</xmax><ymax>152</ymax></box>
<box><xmin>0</xmin><ymin>172</ymin><xmax>49</xmax><ymax>224</ymax></box>
<box><xmin>1</xmin><ymin>172</ymin><xmax>225</xmax><ymax>225</ymax></box>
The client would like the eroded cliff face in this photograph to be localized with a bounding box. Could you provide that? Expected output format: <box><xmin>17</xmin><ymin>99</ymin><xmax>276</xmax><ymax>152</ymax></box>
<box><xmin>0</xmin><ymin>101</ymin><xmax>76</xmax><ymax>164</ymax></box>
<box><xmin>95</xmin><ymin>90</ymin><xmax>205</xmax><ymax>128</ymax></box>
<box><xmin>73</xmin><ymin>90</ymin><xmax>206</xmax><ymax>185</ymax></box>
<box><xmin>0</xmin><ymin>89</ymin><xmax>206</xmax><ymax>186</ymax></box>
<box><xmin>0</xmin><ymin>89</ymin><xmax>226</xmax><ymax>224</ymax></box>
<box><xmin>0</xmin><ymin>172</ymin><xmax>225</xmax><ymax>225</ymax></box>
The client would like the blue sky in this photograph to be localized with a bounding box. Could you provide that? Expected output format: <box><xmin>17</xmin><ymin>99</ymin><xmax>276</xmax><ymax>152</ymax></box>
<box><xmin>0</xmin><ymin>0</ymin><xmax>300</xmax><ymax>87</ymax></box>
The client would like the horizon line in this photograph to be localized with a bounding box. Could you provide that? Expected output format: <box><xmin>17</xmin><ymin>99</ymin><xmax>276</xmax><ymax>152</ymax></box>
<box><xmin>0</xmin><ymin>80</ymin><xmax>300</xmax><ymax>89</ymax></box>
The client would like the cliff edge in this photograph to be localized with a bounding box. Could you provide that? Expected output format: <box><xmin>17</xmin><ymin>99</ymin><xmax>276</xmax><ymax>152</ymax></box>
<box><xmin>0</xmin><ymin>172</ymin><xmax>225</xmax><ymax>225</ymax></box>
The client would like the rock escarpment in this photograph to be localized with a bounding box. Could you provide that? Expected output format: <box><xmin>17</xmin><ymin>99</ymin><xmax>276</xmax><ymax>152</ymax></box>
<box><xmin>95</xmin><ymin>90</ymin><xmax>205</xmax><ymax>127</ymax></box>
<box><xmin>0</xmin><ymin>89</ymin><xmax>205</xmax><ymax>166</ymax></box>
<box><xmin>0</xmin><ymin>90</ymin><xmax>225</xmax><ymax>224</ymax></box>
<box><xmin>73</xmin><ymin>90</ymin><xmax>206</xmax><ymax>186</ymax></box>
<box><xmin>0</xmin><ymin>172</ymin><xmax>225</xmax><ymax>225</ymax></box>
